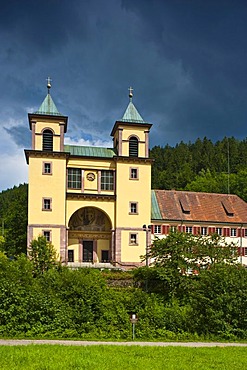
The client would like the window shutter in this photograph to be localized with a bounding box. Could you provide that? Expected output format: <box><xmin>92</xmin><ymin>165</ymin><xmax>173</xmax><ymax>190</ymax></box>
<box><xmin>151</xmin><ymin>225</ymin><xmax>154</xmax><ymax>234</ymax></box>
<box><xmin>237</xmin><ymin>228</ymin><xmax>241</xmax><ymax>237</ymax></box>
<box><xmin>209</xmin><ymin>227</ymin><xmax>215</xmax><ymax>234</ymax></box>
<box><xmin>223</xmin><ymin>227</ymin><xmax>230</xmax><ymax>237</ymax></box>
<box><xmin>162</xmin><ymin>225</ymin><xmax>169</xmax><ymax>235</ymax></box>
<box><xmin>178</xmin><ymin>225</ymin><xmax>185</xmax><ymax>232</ymax></box>
<box><xmin>238</xmin><ymin>247</ymin><xmax>242</xmax><ymax>256</ymax></box>
<box><xmin>193</xmin><ymin>226</ymin><xmax>200</xmax><ymax>235</ymax></box>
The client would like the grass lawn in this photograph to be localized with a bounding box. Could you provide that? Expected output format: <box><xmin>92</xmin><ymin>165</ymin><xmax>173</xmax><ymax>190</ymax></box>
<box><xmin>0</xmin><ymin>345</ymin><xmax>247</xmax><ymax>370</ymax></box>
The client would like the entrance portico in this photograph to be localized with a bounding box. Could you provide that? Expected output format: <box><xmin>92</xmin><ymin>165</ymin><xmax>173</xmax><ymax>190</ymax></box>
<box><xmin>67</xmin><ymin>207</ymin><xmax>112</xmax><ymax>264</ymax></box>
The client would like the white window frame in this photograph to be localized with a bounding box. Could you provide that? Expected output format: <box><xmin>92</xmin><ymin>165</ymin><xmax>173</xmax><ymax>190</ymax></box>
<box><xmin>186</xmin><ymin>226</ymin><xmax>193</xmax><ymax>234</ymax></box>
<box><xmin>230</xmin><ymin>228</ymin><xmax>237</xmax><ymax>237</ymax></box>
<box><xmin>216</xmin><ymin>227</ymin><xmax>222</xmax><ymax>236</ymax></box>
<box><xmin>154</xmin><ymin>225</ymin><xmax>161</xmax><ymax>234</ymax></box>
<box><xmin>68</xmin><ymin>168</ymin><xmax>82</xmax><ymax>190</ymax></box>
<box><xmin>101</xmin><ymin>170</ymin><xmax>114</xmax><ymax>191</ymax></box>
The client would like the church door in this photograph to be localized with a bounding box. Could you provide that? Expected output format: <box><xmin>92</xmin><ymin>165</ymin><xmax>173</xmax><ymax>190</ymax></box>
<box><xmin>83</xmin><ymin>241</ymin><xmax>93</xmax><ymax>262</ymax></box>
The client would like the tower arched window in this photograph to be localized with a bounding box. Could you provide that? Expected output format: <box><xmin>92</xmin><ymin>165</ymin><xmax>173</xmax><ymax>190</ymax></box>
<box><xmin>42</xmin><ymin>129</ymin><xmax>53</xmax><ymax>151</ymax></box>
<box><xmin>129</xmin><ymin>136</ymin><xmax>138</xmax><ymax>157</ymax></box>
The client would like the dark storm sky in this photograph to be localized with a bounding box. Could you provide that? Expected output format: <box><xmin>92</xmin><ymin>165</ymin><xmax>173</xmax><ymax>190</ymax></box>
<box><xmin>1</xmin><ymin>0</ymin><xmax>247</xmax><ymax>190</ymax></box>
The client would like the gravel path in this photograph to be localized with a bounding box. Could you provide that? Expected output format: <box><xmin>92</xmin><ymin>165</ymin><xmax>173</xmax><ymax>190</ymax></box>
<box><xmin>0</xmin><ymin>339</ymin><xmax>247</xmax><ymax>347</ymax></box>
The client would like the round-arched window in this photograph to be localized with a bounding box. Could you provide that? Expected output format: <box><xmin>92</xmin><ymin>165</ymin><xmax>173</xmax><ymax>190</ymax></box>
<box><xmin>42</xmin><ymin>129</ymin><xmax>53</xmax><ymax>151</ymax></box>
<box><xmin>129</xmin><ymin>136</ymin><xmax>138</xmax><ymax>157</ymax></box>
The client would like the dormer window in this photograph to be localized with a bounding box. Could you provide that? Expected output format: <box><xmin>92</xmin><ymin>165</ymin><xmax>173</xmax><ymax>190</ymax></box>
<box><xmin>42</xmin><ymin>129</ymin><xmax>53</xmax><ymax>151</ymax></box>
<box><xmin>179</xmin><ymin>198</ymin><xmax>190</xmax><ymax>214</ymax></box>
<box><xmin>129</xmin><ymin>137</ymin><xmax>138</xmax><ymax>157</ymax></box>
<box><xmin>221</xmin><ymin>200</ymin><xmax>234</xmax><ymax>217</ymax></box>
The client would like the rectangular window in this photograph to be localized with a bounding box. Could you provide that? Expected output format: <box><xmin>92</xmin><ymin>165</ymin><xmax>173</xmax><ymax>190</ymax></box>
<box><xmin>43</xmin><ymin>162</ymin><xmax>52</xmax><ymax>175</ymax></box>
<box><xmin>101</xmin><ymin>250</ymin><xmax>109</xmax><ymax>262</ymax></box>
<box><xmin>101</xmin><ymin>170</ymin><xmax>114</xmax><ymax>191</ymax></box>
<box><xmin>42</xmin><ymin>198</ymin><xmax>52</xmax><ymax>211</ymax></box>
<box><xmin>245</xmin><ymin>229</ymin><xmax>247</xmax><ymax>237</ymax></box>
<box><xmin>231</xmin><ymin>228</ymin><xmax>237</xmax><ymax>237</ymax></box>
<box><xmin>154</xmin><ymin>225</ymin><xmax>161</xmax><ymax>234</ymax></box>
<box><xmin>244</xmin><ymin>248</ymin><xmax>247</xmax><ymax>256</ymax></box>
<box><xmin>216</xmin><ymin>227</ymin><xmax>222</xmax><ymax>236</ymax></box>
<box><xmin>201</xmin><ymin>227</ymin><xmax>207</xmax><ymax>236</ymax></box>
<box><xmin>130</xmin><ymin>168</ymin><xmax>138</xmax><ymax>180</ymax></box>
<box><xmin>68</xmin><ymin>250</ymin><xmax>74</xmax><ymax>262</ymax></box>
<box><xmin>129</xmin><ymin>202</ymin><xmax>138</xmax><ymax>214</ymax></box>
<box><xmin>43</xmin><ymin>230</ymin><xmax>51</xmax><ymax>242</ymax></box>
<box><xmin>170</xmin><ymin>226</ymin><xmax>177</xmax><ymax>232</ymax></box>
<box><xmin>129</xmin><ymin>233</ymin><xmax>138</xmax><ymax>245</ymax></box>
<box><xmin>68</xmin><ymin>168</ymin><xmax>82</xmax><ymax>189</ymax></box>
<box><xmin>186</xmin><ymin>226</ymin><xmax>193</xmax><ymax>234</ymax></box>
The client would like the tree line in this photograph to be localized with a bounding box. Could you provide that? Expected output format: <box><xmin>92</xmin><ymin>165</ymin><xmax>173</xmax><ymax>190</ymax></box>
<box><xmin>0</xmin><ymin>183</ymin><xmax>27</xmax><ymax>256</ymax></box>
<box><xmin>151</xmin><ymin>136</ymin><xmax>247</xmax><ymax>200</ymax></box>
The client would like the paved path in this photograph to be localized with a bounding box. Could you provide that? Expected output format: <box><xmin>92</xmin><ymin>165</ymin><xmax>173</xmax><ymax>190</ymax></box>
<box><xmin>0</xmin><ymin>339</ymin><xmax>247</xmax><ymax>347</ymax></box>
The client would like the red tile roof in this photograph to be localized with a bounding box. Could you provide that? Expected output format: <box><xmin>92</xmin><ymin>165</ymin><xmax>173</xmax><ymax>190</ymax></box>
<box><xmin>154</xmin><ymin>190</ymin><xmax>247</xmax><ymax>224</ymax></box>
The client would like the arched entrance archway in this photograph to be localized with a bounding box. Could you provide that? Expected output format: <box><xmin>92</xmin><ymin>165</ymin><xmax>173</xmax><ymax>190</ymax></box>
<box><xmin>68</xmin><ymin>207</ymin><xmax>112</xmax><ymax>264</ymax></box>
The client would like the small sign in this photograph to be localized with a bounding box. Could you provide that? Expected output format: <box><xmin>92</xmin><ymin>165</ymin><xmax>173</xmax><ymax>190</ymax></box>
<box><xmin>130</xmin><ymin>314</ymin><xmax>138</xmax><ymax>324</ymax></box>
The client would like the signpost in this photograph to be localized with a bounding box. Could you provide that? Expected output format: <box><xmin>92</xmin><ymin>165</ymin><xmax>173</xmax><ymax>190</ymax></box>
<box><xmin>130</xmin><ymin>314</ymin><xmax>138</xmax><ymax>340</ymax></box>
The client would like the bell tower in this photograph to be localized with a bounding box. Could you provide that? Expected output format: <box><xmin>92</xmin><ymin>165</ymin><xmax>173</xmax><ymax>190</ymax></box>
<box><xmin>25</xmin><ymin>79</ymin><xmax>69</xmax><ymax>262</ymax></box>
<box><xmin>28</xmin><ymin>77</ymin><xmax>67</xmax><ymax>152</ymax></box>
<box><xmin>111</xmin><ymin>87</ymin><xmax>151</xmax><ymax>158</ymax></box>
<box><xmin>111</xmin><ymin>88</ymin><xmax>153</xmax><ymax>266</ymax></box>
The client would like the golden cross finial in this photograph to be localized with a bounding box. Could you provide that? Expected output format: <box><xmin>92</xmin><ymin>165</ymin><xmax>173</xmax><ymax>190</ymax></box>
<box><xmin>47</xmin><ymin>77</ymin><xmax>52</xmax><ymax>93</ymax></box>
<box><xmin>128</xmin><ymin>86</ymin><xmax>133</xmax><ymax>100</ymax></box>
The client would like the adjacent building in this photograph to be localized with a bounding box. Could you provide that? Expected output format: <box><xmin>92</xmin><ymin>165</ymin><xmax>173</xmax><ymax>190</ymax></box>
<box><xmin>151</xmin><ymin>189</ymin><xmax>247</xmax><ymax>265</ymax></box>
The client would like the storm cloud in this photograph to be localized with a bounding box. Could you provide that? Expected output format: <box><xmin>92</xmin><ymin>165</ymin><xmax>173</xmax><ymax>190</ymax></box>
<box><xmin>1</xmin><ymin>0</ymin><xmax>247</xmax><ymax>190</ymax></box>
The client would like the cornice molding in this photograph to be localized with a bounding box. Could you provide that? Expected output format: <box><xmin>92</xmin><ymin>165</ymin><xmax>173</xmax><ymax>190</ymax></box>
<box><xmin>66</xmin><ymin>192</ymin><xmax>116</xmax><ymax>201</ymax></box>
<box><xmin>24</xmin><ymin>149</ymin><xmax>70</xmax><ymax>164</ymax></box>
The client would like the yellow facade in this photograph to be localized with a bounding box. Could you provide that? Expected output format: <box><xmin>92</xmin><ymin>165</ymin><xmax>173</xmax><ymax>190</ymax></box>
<box><xmin>25</xmin><ymin>88</ymin><xmax>152</xmax><ymax>268</ymax></box>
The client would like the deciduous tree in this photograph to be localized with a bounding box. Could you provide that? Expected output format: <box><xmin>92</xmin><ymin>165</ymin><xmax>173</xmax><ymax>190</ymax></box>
<box><xmin>29</xmin><ymin>236</ymin><xmax>58</xmax><ymax>275</ymax></box>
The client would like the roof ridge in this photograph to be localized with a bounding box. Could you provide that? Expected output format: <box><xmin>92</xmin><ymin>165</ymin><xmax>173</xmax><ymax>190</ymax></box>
<box><xmin>65</xmin><ymin>144</ymin><xmax>114</xmax><ymax>150</ymax></box>
<box><xmin>154</xmin><ymin>189</ymin><xmax>239</xmax><ymax>197</ymax></box>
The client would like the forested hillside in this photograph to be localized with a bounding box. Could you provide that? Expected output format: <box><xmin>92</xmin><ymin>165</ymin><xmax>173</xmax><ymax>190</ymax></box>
<box><xmin>151</xmin><ymin>136</ymin><xmax>247</xmax><ymax>201</ymax></box>
<box><xmin>0</xmin><ymin>183</ymin><xmax>28</xmax><ymax>256</ymax></box>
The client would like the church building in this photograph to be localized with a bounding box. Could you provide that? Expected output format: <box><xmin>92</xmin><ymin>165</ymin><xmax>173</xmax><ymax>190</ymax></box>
<box><xmin>25</xmin><ymin>81</ymin><xmax>247</xmax><ymax>268</ymax></box>
<box><xmin>25</xmin><ymin>81</ymin><xmax>152</xmax><ymax>268</ymax></box>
